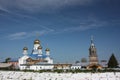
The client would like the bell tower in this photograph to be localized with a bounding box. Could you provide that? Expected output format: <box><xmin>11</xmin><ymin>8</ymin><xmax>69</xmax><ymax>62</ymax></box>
<box><xmin>89</xmin><ymin>36</ymin><xmax>98</xmax><ymax>64</ymax></box>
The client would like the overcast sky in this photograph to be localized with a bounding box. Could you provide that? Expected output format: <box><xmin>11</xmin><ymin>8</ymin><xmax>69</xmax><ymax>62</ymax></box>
<box><xmin>0</xmin><ymin>0</ymin><xmax>120</xmax><ymax>63</ymax></box>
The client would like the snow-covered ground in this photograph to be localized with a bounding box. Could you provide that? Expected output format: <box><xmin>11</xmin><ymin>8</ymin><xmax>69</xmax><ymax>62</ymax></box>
<box><xmin>0</xmin><ymin>71</ymin><xmax>120</xmax><ymax>80</ymax></box>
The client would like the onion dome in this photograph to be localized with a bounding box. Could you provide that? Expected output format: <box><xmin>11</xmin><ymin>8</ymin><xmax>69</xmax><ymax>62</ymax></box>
<box><xmin>45</xmin><ymin>48</ymin><xmax>50</xmax><ymax>51</ymax></box>
<box><xmin>34</xmin><ymin>39</ymin><xmax>40</xmax><ymax>44</ymax></box>
<box><xmin>38</xmin><ymin>46</ymin><xmax>42</xmax><ymax>49</ymax></box>
<box><xmin>23</xmin><ymin>47</ymin><xmax>28</xmax><ymax>50</ymax></box>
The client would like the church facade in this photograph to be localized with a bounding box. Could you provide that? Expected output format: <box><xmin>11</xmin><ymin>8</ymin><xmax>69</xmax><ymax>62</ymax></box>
<box><xmin>18</xmin><ymin>39</ymin><xmax>54</xmax><ymax>70</ymax></box>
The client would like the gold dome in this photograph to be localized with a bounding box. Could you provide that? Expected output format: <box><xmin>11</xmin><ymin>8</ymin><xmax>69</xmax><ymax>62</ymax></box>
<box><xmin>45</xmin><ymin>48</ymin><xmax>50</xmax><ymax>51</ymax></box>
<box><xmin>38</xmin><ymin>46</ymin><xmax>42</xmax><ymax>49</ymax></box>
<box><xmin>34</xmin><ymin>39</ymin><xmax>40</xmax><ymax>44</ymax></box>
<box><xmin>23</xmin><ymin>47</ymin><xmax>28</xmax><ymax>50</ymax></box>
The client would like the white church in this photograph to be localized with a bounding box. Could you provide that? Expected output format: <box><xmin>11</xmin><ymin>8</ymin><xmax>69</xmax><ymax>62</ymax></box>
<box><xmin>18</xmin><ymin>39</ymin><xmax>54</xmax><ymax>70</ymax></box>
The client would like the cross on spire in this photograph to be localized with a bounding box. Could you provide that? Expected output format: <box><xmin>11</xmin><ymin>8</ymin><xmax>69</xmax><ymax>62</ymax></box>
<box><xmin>91</xmin><ymin>35</ymin><xmax>94</xmax><ymax>44</ymax></box>
<box><xmin>36</xmin><ymin>32</ymin><xmax>40</xmax><ymax>39</ymax></box>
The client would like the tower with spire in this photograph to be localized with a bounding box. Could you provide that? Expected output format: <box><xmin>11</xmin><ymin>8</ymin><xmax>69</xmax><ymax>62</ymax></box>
<box><xmin>23</xmin><ymin>47</ymin><xmax>28</xmax><ymax>56</ymax></box>
<box><xmin>18</xmin><ymin>47</ymin><xmax>29</xmax><ymax>67</ymax></box>
<box><xmin>89</xmin><ymin>36</ymin><xmax>98</xmax><ymax>64</ymax></box>
<box><xmin>38</xmin><ymin>45</ymin><xmax>42</xmax><ymax>56</ymax></box>
<box><xmin>32</xmin><ymin>39</ymin><xmax>41</xmax><ymax>54</ymax></box>
<box><xmin>45</xmin><ymin>48</ymin><xmax>50</xmax><ymax>56</ymax></box>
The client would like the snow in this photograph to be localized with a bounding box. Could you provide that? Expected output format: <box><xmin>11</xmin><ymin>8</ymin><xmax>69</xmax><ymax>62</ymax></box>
<box><xmin>0</xmin><ymin>71</ymin><xmax>120</xmax><ymax>80</ymax></box>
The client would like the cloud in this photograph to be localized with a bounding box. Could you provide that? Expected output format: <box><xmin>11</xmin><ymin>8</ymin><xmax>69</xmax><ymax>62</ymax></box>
<box><xmin>7</xmin><ymin>29</ymin><xmax>54</xmax><ymax>40</ymax></box>
<box><xmin>0</xmin><ymin>7</ymin><xmax>9</xmax><ymax>13</ymax></box>
<box><xmin>5</xmin><ymin>18</ymin><xmax>120</xmax><ymax>40</ymax></box>
<box><xmin>7</xmin><ymin>32</ymin><xmax>27</xmax><ymax>40</ymax></box>
<box><xmin>55</xmin><ymin>19</ymin><xmax>107</xmax><ymax>33</ymax></box>
<box><xmin>0</xmin><ymin>6</ymin><xmax>11</xmax><ymax>16</ymax></box>
<box><xmin>0</xmin><ymin>0</ymin><xmax>98</xmax><ymax>13</ymax></box>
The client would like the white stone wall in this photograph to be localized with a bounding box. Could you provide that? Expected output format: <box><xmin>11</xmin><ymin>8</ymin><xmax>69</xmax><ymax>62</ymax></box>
<box><xmin>71</xmin><ymin>65</ymin><xmax>81</xmax><ymax>69</ymax></box>
<box><xmin>18</xmin><ymin>56</ymin><xmax>29</xmax><ymax>67</ymax></box>
<box><xmin>19</xmin><ymin>65</ymin><xmax>27</xmax><ymax>70</ymax></box>
<box><xmin>45</xmin><ymin>57</ymin><xmax>53</xmax><ymax>64</ymax></box>
<box><xmin>31</xmin><ymin>65</ymin><xmax>54</xmax><ymax>70</ymax></box>
<box><xmin>20</xmin><ymin>65</ymin><xmax>54</xmax><ymax>70</ymax></box>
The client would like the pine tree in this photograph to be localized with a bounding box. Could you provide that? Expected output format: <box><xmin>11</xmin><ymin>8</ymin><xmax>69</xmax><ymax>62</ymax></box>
<box><xmin>108</xmin><ymin>53</ymin><xmax>118</xmax><ymax>68</ymax></box>
<box><xmin>5</xmin><ymin>57</ymin><xmax>11</xmax><ymax>63</ymax></box>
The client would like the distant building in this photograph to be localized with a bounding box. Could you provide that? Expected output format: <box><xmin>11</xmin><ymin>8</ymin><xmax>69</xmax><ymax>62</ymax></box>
<box><xmin>0</xmin><ymin>63</ymin><xmax>12</xmax><ymax>69</ymax></box>
<box><xmin>71</xmin><ymin>63</ymin><xmax>81</xmax><ymax>70</ymax></box>
<box><xmin>8</xmin><ymin>58</ymin><xmax>19</xmax><ymax>69</ymax></box>
<box><xmin>118</xmin><ymin>62</ymin><xmax>120</xmax><ymax>67</ymax></box>
<box><xmin>100</xmin><ymin>60</ymin><xmax>108</xmax><ymax>68</ymax></box>
<box><xmin>54</xmin><ymin>64</ymin><xmax>72</xmax><ymax>70</ymax></box>
<box><xmin>71</xmin><ymin>61</ymin><xmax>87</xmax><ymax>70</ymax></box>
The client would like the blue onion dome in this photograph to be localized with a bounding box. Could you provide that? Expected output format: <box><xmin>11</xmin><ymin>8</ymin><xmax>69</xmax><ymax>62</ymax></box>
<box><xmin>34</xmin><ymin>39</ymin><xmax>40</xmax><ymax>44</ymax></box>
<box><xmin>45</xmin><ymin>48</ymin><xmax>50</xmax><ymax>51</ymax></box>
<box><xmin>38</xmin><ymin>46</ymin><xmax>42</xmax><ymax>49</ymax></box>
<box><xmin>23</xmin><ymin>47</ymin><xmax>28</xmax><ymax>50</ymax></box>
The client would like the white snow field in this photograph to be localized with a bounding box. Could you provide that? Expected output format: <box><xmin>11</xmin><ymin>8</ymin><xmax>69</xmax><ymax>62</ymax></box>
<box><xmin>0</xmin><ymin>71</ymin><xmax>120</xmax><ymax>80</ymax></box>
